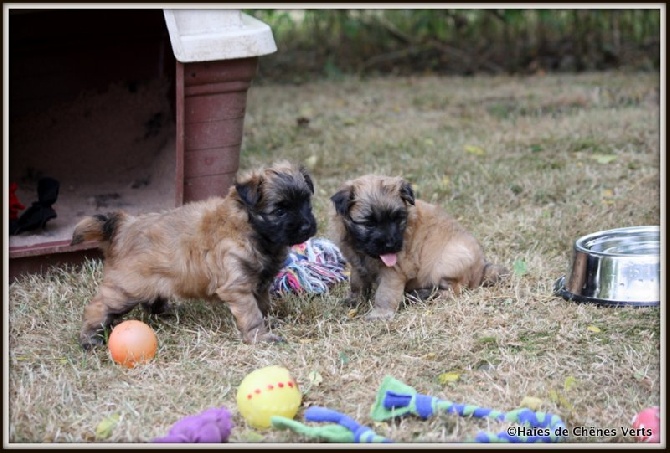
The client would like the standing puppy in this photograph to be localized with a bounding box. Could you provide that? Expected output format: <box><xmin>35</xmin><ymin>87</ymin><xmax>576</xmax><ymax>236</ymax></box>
<box><xmin>329</xmin><ymin>175</ymin><xmax>508</xmax><ymax>320</ymax></box>
<box><xmin>72</xmin><ymin>161</ymin><xmax>317</xmax><ymax>348</ymax></box>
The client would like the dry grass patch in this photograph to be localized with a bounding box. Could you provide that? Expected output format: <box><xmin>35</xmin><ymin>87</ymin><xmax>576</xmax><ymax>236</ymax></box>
<box><xmin>7</xmin><ymin>72</ymin><xmax>661</xmax><ymax>444</ymax></box>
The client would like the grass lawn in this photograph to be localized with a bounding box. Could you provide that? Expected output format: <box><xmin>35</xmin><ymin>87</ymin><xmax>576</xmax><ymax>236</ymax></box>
<box><xmin>6</xmin><ymin>72</ymin><xmax>661</xmax><ymax>444</ymax></box>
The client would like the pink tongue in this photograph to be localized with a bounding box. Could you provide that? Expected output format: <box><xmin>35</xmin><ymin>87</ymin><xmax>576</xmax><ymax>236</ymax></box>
<box><xmin>380</xmin><ymin>253</ymin><xmax>397</xmax><ymax>267</ymax></box>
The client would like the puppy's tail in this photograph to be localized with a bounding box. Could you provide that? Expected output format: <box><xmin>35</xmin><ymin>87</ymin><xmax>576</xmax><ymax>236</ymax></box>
<box><xmin>480</xmin><ymin>262</ymin><xmax>510</xmax><ymax>287</ymax></box>
<box><xmin>71</xmin><ymin>212</ymin><xmax>126</xmax><ymax>247</ymax></box>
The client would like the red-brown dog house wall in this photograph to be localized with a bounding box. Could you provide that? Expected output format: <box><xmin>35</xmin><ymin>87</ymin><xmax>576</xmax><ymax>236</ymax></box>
<box><xmin>8</xmin><ymin>9</ymin><xmax>277</xmax><ymax>281</ymax></box>
<box><xmin>165</xmin><ymin>9</ymin><xmax>277</xmax><ymax>203</ymax></box>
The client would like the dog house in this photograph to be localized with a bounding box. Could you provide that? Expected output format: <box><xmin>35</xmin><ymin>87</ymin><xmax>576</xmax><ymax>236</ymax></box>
<box><xmin>8</xmin><ymin>9</ymin><xmax>277</xmax><ymax>282</ymax></box>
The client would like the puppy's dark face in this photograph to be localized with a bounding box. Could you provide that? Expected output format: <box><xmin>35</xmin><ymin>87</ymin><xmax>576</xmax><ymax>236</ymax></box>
<box><xmin>331</xmin><ymin>175</ymin><xmax>415</xmax><ymax>266</ymax></box>
<box><xmin>236</xmin><ymin>162</ymin><xmax>317</xmax><ymax>247</ymax></box>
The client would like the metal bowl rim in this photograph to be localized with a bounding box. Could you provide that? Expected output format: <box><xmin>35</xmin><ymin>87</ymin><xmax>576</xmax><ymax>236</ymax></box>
<box><xmin>574</xmin><ymin>225</ymin><xmax>660</xmax><ymax>258</ymax></box>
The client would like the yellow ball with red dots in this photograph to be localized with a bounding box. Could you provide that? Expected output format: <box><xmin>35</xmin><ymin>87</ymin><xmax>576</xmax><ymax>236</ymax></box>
<box><xmin>236</xmin><ymin>365</ymin><xmax>302</xmax><ymax>429</ymax></box>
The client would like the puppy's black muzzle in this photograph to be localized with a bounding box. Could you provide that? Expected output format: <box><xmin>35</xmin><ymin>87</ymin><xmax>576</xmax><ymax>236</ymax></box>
<box><xmin>292</xmin><ymin>217</ymin><xmax>317</xmax><ymax>245</ymax></box>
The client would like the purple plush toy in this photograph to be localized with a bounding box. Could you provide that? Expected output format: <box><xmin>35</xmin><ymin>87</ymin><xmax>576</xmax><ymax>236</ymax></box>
<box><xmin>153</xmin><ymin>407</ymin><xmax>233</xmax><ymax>443</ymax></box>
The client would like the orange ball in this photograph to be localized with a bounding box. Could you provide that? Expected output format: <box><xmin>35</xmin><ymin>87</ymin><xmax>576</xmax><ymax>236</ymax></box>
<box><xmin>107</xmin><ymin>320</ymin><xmax>157</xmax><ymax>368</ymax></box>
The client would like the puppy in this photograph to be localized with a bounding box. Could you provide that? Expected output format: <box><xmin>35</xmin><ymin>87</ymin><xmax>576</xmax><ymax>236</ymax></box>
<box><xmin>329</xmin><ymin>174</ymin><xmax>508</xmax><ymax>320</ymax></box>
<box><xmin>71</xmin><ymin>161</ymin><xmax>317</xmax><ymax>348</ymax></box>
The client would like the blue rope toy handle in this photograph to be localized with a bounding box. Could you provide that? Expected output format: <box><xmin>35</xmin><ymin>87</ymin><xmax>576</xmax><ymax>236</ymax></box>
<box><xmin>371</xmin><ymin>376</ymin><xmax>566</xmax><ymax>443</ymax></box>
<box><xmin>306</xmin><ymin>406</ymin><xmax>393</xmax><ymax>443</ymax></box>
<box><xmin>271</xmin><ymin>406</ymin><xmax>392</xmax><ymax>443</ymax></box>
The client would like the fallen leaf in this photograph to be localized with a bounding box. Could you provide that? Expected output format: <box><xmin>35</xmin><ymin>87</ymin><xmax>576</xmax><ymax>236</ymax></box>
<box><xmin>633</xmin><ymin>370</ymin><xmax>646</xmax><ymax>381</ymax></box>
<box><xmin>421</xmin><ymin>352</ymin><xmax>437</xmax><ymax>361</ymax></box>
<box><xmin>347</xmin><ymin>308</ymin><xmax>358</xmax><ymax>319</ymax></box>
<box><xmin>513</xmin><ymin>259</ymin><xmax>528</xmax><ymax>276</ymax></box>
<box><xmin>95</xmin><ymin>413</ymin><xmax>119</xmax><ymax>440</ymax></box>
<box><xmin>549</xmin><ymin>389</ymin><xmax>573</xmax><ymax>410</ymax></box>
<box><xmin>520</xmin><ymin>396</ymin><xmax>543</xmax><ymax>411</ymax></box>
<box><xmin>304</xmin><ymin>154</ymin><xmax>319</xmax><ymax>168</ymax></box>
<box><xmin>590</xmin><ymin>154</ymin><xmax>617</xmax><ymax>164</ymax></box>
<box><xmin>587</xmin><ymin>325</ymin><xmax>601</xmax><ymax>333</ymax></box>
<box><xmin>299</xmin><ymin>338</ymin><xmax>312</xmax><ymax>344</ymax></box>
<box><xmin>564</xmin><ymin>376</ymin><xmax>577</xmax><ymax>391</ymax></box>
<box><xmin>308</xmin><ymin>370</ymin><xmax>323</xmax><ymax>387</ymax></box>
<box><xmin>601</xmin><ymin>188</ymin><xmax>615</xmax><ymax>205</ymax></box>
<box><xmin>438</xmin><ymin>372</ymin><xmax>460</xmax><ymax>385</ymax></box>
<box><xmin>464</xmin><ymin>144</ymin><xmax>486</xmax><ymax>155</ymax></box>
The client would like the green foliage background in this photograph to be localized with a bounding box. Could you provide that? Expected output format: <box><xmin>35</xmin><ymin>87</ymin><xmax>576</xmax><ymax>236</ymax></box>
<box><xmin>245</xmin><ymin>9</ymin><xmax>661</xmax><ymax>82</ymax></box>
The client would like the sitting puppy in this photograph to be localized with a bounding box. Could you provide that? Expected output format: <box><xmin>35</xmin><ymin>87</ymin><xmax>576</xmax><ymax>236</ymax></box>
<box><xmin>329</xmin><ymin>174</ymin><xmax>508</xmax><ymax>320</ymax></box>
<box><xmin>72</xmin><ymin>161</ymin><xmax>317</xmax><ymax>348</ymax></box>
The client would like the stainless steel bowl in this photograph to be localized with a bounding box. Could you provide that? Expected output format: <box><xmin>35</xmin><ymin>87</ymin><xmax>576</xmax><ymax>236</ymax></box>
<box><xmin>554</xmin><ymin>226</ymin><xmax>660</xmax><ymax>307</ymax></box>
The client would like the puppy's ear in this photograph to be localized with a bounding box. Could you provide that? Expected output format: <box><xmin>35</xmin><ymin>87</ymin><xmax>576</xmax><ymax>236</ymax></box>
<box><xmin>236</xmin><ymin>174</ymin><xmax>262</xmax><ymax>208</ymax></box>
<box><xmin>300</xmin><ymin>166</ymin><xmax>315</xmax><ymax>194</ymax></box>
<box><xmin>399</xmin><ymin>180</ymin><xmax>415</xmax><ymax>205</ymax></box>
<box><xmin>330</xmin><ymin>186</ymin><xmax>354</xmax><ymax>216</ymax></box>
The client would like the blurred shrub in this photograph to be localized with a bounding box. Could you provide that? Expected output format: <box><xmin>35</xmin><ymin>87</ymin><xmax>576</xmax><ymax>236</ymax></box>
<box><xmin>245</xmin><ymin>9</ymin><xmax>660</xmax><ymax>82</ymax></box>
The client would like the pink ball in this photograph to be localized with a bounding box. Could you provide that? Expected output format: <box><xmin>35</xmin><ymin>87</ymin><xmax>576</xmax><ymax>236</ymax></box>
<box><xmin>631</xmin><ymin>406</ymin><xmax>660</xmax><ymax>443</ymax></box>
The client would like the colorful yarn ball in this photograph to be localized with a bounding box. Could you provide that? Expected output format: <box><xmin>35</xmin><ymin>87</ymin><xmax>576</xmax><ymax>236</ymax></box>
<box><xmin>272</xmin><ymin>237</ymin><xmax>348</xmax><ymax>296</ymax></box>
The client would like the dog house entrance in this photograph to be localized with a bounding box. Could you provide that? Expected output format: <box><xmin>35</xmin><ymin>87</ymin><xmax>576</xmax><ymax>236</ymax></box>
<box><xmin>8</xmin><ymin>9</ymin><xmax>276</xmax><ymax>282</ymax></box>
<box><xmin>8</xmin><ymin>10</ymin><xmax>177</xmax><ymax>279</ymax></box>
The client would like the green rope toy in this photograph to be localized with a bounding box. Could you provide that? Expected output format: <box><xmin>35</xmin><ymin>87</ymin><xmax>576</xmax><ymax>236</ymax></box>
<box><xmin>273</xmin><ymin>376</ymin><xmax>566</xmax><ymax>443</ymax></box>
<box><xmin>370</xmin><ymin>375</ymin><xmax>566</xmax><ymax>443</ymax></box>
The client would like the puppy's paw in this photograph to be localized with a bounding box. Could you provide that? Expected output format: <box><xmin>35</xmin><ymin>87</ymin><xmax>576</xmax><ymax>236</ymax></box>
<box><xmin>364</xmin><ymin>308</ymin><xmax>396</xmax><ymax>321</ymax></box>
<box><xmin>406</xmin><ymin>288</ymin><xmax>438</xmax><ymax>302</ymax></box>
<box><xmin>80</xmin><ymin>333</ymin><xmax>105</xmax><ymax>350</ymax></box>
<box><xmin>141</xmin><ymin>298</ymin><xmax>175</xmax><ymax>316</ymax></box>
<box><xmin>344</xmin><ymin>290</ymin><xmax>370</xmax><ymax>307</ymax></box>
<box><xmin>259</xmin><ymin>332</ymin><xmax>286</xmax><ymax>343</ymax></box>
<box><xmin>343</xmin><ymin>295</ymin><xmax>361</xmax><ymax>307</ymax></box>
<box><xmin>243</xmin><ymin>330</ymin><xmax>286</xmax><ymax>344</ymax></box>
